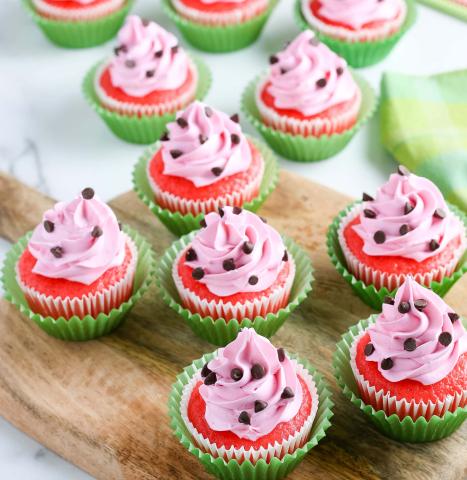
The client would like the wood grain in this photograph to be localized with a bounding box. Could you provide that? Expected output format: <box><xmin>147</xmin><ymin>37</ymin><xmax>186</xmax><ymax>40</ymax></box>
<box><xmin>0</xmin><ymin>171</ymin><xmax>466</xmax><ymax>480</ymax></box>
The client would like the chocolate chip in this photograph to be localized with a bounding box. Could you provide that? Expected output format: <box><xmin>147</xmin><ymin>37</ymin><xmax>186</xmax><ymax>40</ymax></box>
<box><xmin>260</xmin><ymin>216</ymin><xmax>267</xmax><ymax>223</ymax></box>
<box><xmin>118</xmin><ymin>222</ymin><xmax>122</xmax><ymax>231</ymax></box>
<box><xmin>91</xmin><ymin>226</ymin><xmax>103</xmax><ymax>238</ymax></box>
<box><xmin>363</xmin><ymin>209</ymin><xmax>376</xmax><ymax>219</ymax></box>
<box><xmin>439</xmin><ymin>332</ymin><xmax>452</xmax><ymax>346</ymax></box>
<box><xmin>448</xmin><ymin>312</ymin><xmax>459</xmax><ymax>323</ymax></box>
<box><xmin>277</xmin><ymin>347</ymin><xmax>285</xmax><ymax>362</ymax></box>
<box><xmin>146</xmin><ymin>70</ymin><xmax>155</xmax><ymax>78</ymax></box>
<box><xmin>269</xmin><ymin>55</ymin><xmax>279</xmax><ymax>64</ymax></box>
<box><xmin>399</xmin><ymin>224</ymin><xmax>410</xmax><ymax>236</ymax></box>
<box><xmin>398</xmin><ymin>301</ymin><xmax>411</xmax><ymax>314</ymax></box>
<box><xmin>125</xmin><ymin>59</ymin><xmax>136</xmax><ymax>68</ymax></box>
<box><xmin>160</xmin><ymin>131</ymin><xmax>169</xmax><ymax>141</ymax></box>
<box><xmin>205</xmin><ymin>106</ymin><xmax>213</xmax><ymax>117</ymax></box>
<box><xmin>185</xmin><ymin>248</ymin><xmax>197</xmax><ymax>262</ymax></box>
<box><xmin>204</xmin><ymin>371</ymin><xmax>217</xmax><ymax>385</ymax></box>
<box><xmin>248</xmin><ymin>275</ymin><xmax>258</xmax><ymax>285</ymax></box>
<box><xmin>201</xmin><ymin>363</ymin><xmax>211</xmax><ymax>377</ymax></box>
<box><xmin>81</xmin><ymin>187</ymin><xmax>95</xmax><ymax>200</ymax></box>
<box><xmin>309</xmin><ymin>36</ymin><xmax>320</xmax><ymax>46</ymax></box>
<box><xmin>192</xmin><ymin>267</ymin><xmax>205</xmax><ymax>280</ymax></box>
<box><xmin>50</xmin><ymin>246</ymin><xmax>63</xmax><ymax>258</ymax></box>
<box><xmin>381</xmin><ymin>358</ymin><xmax>394</xmax><ymax>370</ymax></box>
<box><xmin>154</xmin><ymin>50</ymin><xmax>163</xmax><ymax>58</ymax></box>
<box><xmin>434</xmin><ymin>208</ymin><xmax>446</xmax><ymax>219</ymax></box>
<box><xmin>414</xmin><ymin>299</ymin><xmax>428</xmax><ymax>311</ymax></box>
<box><xmin>364</xmin><ymin>343</ymin><xmax>375</xmax><ymax>356</ymax></box>
<box><xmin>373</xmin><ymin>230</ymin><xmax>386</xmax><ymax>244</ymax></box>
<box><xmin>242</xmin><ymin>241</ymin><xmax>254</xmax><ymax>254</ymax></box>
<box><xmin>223</xmin><ymin>258</ymin><xmax>235</xmax><ymax>271</ymax></box>
<box><xmin>404</xmin><ymin>338</ymin><xmax>417</xmax><ymax>352</ymax></box>
<box><xmin>231</xmin><ymin>134</ymin><xmax>241</xmax><ymax>145</ymax></box>
<box><xmin>383</xmin><ymin>296</ymin><xmax>395</xmax><ymax>305</ymax></box>
<box><xmin>230</xmin><ymin>368</ymin><xmax>243</xmax><ymax>381</ymax></box>
<box><xmin>397</xmin><ymin>165</ymin><xmax>410</xmax><ymax>176</ymax></box>
<box><xmin>171</xmin><ymin>45</ymin><xmax>179</xmax><ymax>54</ymax></box>
<box><xmin>176</xmin><ymin>117</ymin><xmax>188</xmax><ymax>128</ymax></box>
<box><xmin>200</xmin><ymin>218</ymin><xmax>207</xmax><ymax>228</ymax></box>
<box><xmin>251</xmin><ymin>363</ymin><xmax>265</xmax><ymax>379</ymax></box>
<box><xmin>218</xmin><ymin>207</ymin><xmax>224</xmax><ymax>217</ymax></box>
<box><xmin>280</xmin><ymin>67</ymin><xmax>288</xmax><ymax>75</ymax></box>
<box><xmin>404</xmin><ymin>202</ymin><xmax>414</xmax><ymax>215</ymax></box>
<box><xmin>142</xmin><ymin>18</ymin><xmax>150</xmax><ymax>26</ymax></box>
<box><xmin>316</xmin><ymin>78</ymin><xmax>327</xmax><ymax>88</ymax></box>
<box><xmin>43</xmin><ymin>220</ymin><xmax>54</xmax><ymax>233</ymax></box>
<box><xmin>114</xmin><ymin>45</ymin><xmax>127</xmax><ymax>56</ymax></box>
<box><xmin>211</xmin><ymin>167</ymin><xmax>223</xmax><ymax>177</ymax></box>
<box><xmin>230</xmin><ymin>113</ymin><xmax>240</xmax><ymax>123</ymax></box>
<box><xmin>429</xmin><ymin>239</ymin><xmax>440</xmax><ymax>251</ymax></box>
<box><xmin>362</xmin><ymin>192</ymin><xmax>374</xmax><ymax>202</ymax></box>
<box><xmin>238</xmin><ymin>411</ymin><xmax>250</xmax><ymax>425</ymax></box>
<box><xmin>282</xmin><ymin>250</ymin><xmax>288</xmax><ymax>262</ymax></box>
<box><xmin>199</xmin><ymin>134</ymin><xmax>208</xmax><ymax>144</ymax></box>
<box><xmin>170</xmin><ymin>149</ymin><xmax>183</xmax><ymax>159</ymax></box>
<box><xmin>232</xmin><ymin>206</ymin><xmax>242</xmax><ymax>215</ymax></box>
<box><xmin>255</xmin><ymin>400</ymin><xmax>268</xmax><ymax>413</ymax></box>
<box><xmin>336</xmin><ymin>66</ymin><xmax>344</xmax><ymax>76</ymax></box>
<box><xmin>281</xmin><ymin>387</ymin><xmax>294</xmax><ymax>399</ymax></box>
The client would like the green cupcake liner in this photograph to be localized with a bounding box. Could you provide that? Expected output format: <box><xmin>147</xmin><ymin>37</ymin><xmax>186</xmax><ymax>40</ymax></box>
<box><xmin>132</xmin><ymin>136</ymin><xmax>279</xmax><ymax>237</ymax></box>
<box><xmin>327</xmin><ymin>201</ymin><xmax>467</xmax><ymax>310</ymax></box>
<box><xmin>418</xmin><ymin>0</ymin><xmax>467</xmax><ymax>22</ymax></box>
<box><xmin>1</xmin><ymin>226</ymin><xmax>156</xmax><ymax>341</ymax></box>
<box><xmin>161</xmin><ymin>0</ymin><xmax>278</xmax><ymax>53</ymax></box>
<box><xmin>334</xmin><ymin>316</ymin><xmax>467</xmax><ymax>442</ymax></box>
<box><xmin>23</xmin><ymin>0</ymin><xmax>134</xmax><ymax>49</ymax></box>
<box><xmin>294</xmin><ymin>0</ymin><xmax>417</xmax><ymax>68</ymax></box>
<box><xmin>169</xmin><ymin>351</ymin><xmax>333</xmax><ymax>479</ymax></box>
<box><xmin>157</xmin><ymin>231</ymin><xmax>313</xmax><ymax>346</ymax></box>
<box><xmin>241</xmin><ymin>72</ymin><xmax>377</xmax><ymax>163</ymax></box>
<box><xmin>82</xmin><ymin>56</ymin><xmax>211</xmax><ymax>145</ymax></box>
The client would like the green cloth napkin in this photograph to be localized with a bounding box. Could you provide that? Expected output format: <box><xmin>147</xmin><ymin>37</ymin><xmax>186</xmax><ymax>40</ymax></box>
<box><xmin>417</xmin><ymin>0</ymin><xmax>467</xmax><ymax>22</ymax></box>
<box><xmin>380</xmin><ymin>70</ymin><xmax>467</xmax><ymax>212</ymax></box>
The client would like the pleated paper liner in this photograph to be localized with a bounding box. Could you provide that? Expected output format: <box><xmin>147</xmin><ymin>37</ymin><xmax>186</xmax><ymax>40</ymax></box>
<box><xmin>169</xmin><ymin>351</ymin><xmax>333</xmax><ymax>480</ymax></box>
<box><xmin>157</xmin><ymin>232</ymin><xmax>313</xmax><ymax>346</ymax></box>
<box><xmin>1</xmin><ymin>225</ymin><xmax>156</xmax><ymax>341</ymax></box>
<box><xmin>161</xmin><ymin>0</ymin><xmax>278</xmax><ymax>53</ymax></box>
<box><xmin>23</xmin><ymin>0</ymin><xmax>134</xmax><ymax>49</ymax></box>
<box><xmin>132</xmin><ymin>136</ymin><xmax>279</xmax><ymax>237</ymax></box>
<box><xmin>419</xmin><ymin>0</ymin><xmax>467</xmax><ymax>22</ymax></box>
<box><xmin>241</xmin><ymin>72</ymin><xmax>377</xmax><ymax>163</ymax></box>
<box><xmin>82</xmin><ymin>56</ymin><xmax>211</xmax><ymax>145</ymax></box>
<box><xmin>334</xmin><ymin>316</ymin><xmax>467</xmax><ymax>442</ymax></box>
<box><xmin>294</xmin><ymin>0</ymin><xmax>417</xmax><ymax>68</ymax></box>
<box><xmin>327</xmin><ymin>201</ymin><xmax>467</xmax><ymax>310</ymax></box>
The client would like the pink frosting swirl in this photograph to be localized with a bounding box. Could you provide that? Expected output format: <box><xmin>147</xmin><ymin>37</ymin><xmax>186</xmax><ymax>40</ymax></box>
<box><xmin>366</xmin><ymin>277</ymin><xmax>467</xmax><ymax>385</ymax></box>
<box><xmin>264</xmin><ymin>30</ymin><xmax>359</xmax><ymax>116</ymax></box>
<box><xmin>200</xmin><ymin>328</ymin><xmax>303</xmax><ymax>441</ymax></box>
<box><xmin>185</xmin><ymin>207</ymin><xmax>287</xmax><ymax>297</ymax></box>
<box><xmin>353</xmin><ymin>170</ymin><xmax>464</xmax><ymax>262</ymax></box>
<box><xmin>28</xmin><ymin>189</ymin><xmax>125</xmax><ymax>285</ymax></box>
<box><xmin>161</xmin><ymin>101</ymin><xmax>252</xmax><ymax>188</ymax></box>
<box><xmin>109</xmin><ymin>15</ymin><xmax>190</xmax><ymax>97</ymax></box>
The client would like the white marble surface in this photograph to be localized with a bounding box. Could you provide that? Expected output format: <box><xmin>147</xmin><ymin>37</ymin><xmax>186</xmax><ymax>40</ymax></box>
<box><xmin>0</xmin><ymin>0</ymin><xmax>466</xmax><ymax>478</ymax></box>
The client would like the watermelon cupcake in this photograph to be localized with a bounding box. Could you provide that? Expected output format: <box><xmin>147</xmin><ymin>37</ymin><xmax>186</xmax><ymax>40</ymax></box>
<box><xmin>23</xmin><ymin>0</ymin><xmax>134</xmax><ymax>48</ymax></box>
<box><xmin>170</xmin><ymin>328</ymin><xmax>333</xmax><ymax>479</ymax></box>
<box><xmin>334</xmin><ymin>276</ymin><xmax>467</xmax><ymax>442</ymax></box>
<box><xmin>242</xmin><ymin>30</ymin><xmax>376</xmax><ymax>162</ymax></box>
<box><xmin>83</xmin><ymin>15</ymin><xmax>211</xmax><ymax>144</ymax></box>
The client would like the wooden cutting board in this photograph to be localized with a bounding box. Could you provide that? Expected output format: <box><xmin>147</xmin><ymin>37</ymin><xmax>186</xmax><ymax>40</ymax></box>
<box><xmin>0</xmin><ymin>171</ymin><xmax>465</xmax><ymax>480</ymax></box>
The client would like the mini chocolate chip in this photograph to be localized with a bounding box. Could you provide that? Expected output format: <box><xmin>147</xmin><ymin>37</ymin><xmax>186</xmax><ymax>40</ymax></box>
<box><xmin>176</xmin><ymin>117</ymin><xmax>188</xmax><ymax>128</ymax></box>
<box><xmin>231</xmin><ymin>134</ymin><xmax>241</xmax><ymax>145</ymax></box>
<box><xmin>50</xmin><ymin>246</ymin><xmax>63</xmax><ymax>258</ymax></box>
<box><xmin>404</xmin><ymin>338</ymin><xmax>417</xmax><ymax>352</ymax></box>
<box><xmin>398</xmin><ymin>301</ymin><xmax>411</xmax><ymax>314</ymax></box>
<box><xmin>280</xmin><ymin>67</ymin><xmax>288</xmax><ymax>75</ymax></box>
<box><xmin>201</xmin><ymin>363</ymin><xmax>211</xmax><ymax>377</ymax></box>
<box><xmin>404</xmin><ymin>202</ymin><xmax>415</xmax><ymax>215</ymax></box>
<box><xmin>223</xmin><ymin>258</ymin><xmax>235</xmax><ymax>271</ymax></box>
<box><xmin>429</xmin><ymin>239</ymin><xmax>440</xmax><ymax>251</ymax></box>
<box><xmin>242</xmin><ymin>241</ymin><xmax>254</xmax><ymax>254</ymax></box>
<box><xmin>363</xmin><ymin>209</ymin><xmax>376</xmax><ymax>219</ymax></box>
<box><xmin>255</xmin><ymin>400</ymin><xmax>268</xmax><ymax>413</ymax></box>
<box><xmin>238</xmin><ymin>411</ymin><xmax>250</xmax><ymax>425</ymax></box>
<box><xmin>309</xmin><ymin>36</ymin><xmax>320</xmax><ymax>46</ymax></box>
<box><xmin>43</xmin><ymin>220</ymin><xmax>54</xmax><ymax>233</ymax></box>
<box><xmin>260</xmin><ymin>216</ymin><xmax>267</xmax><ymax>223</ymax></box>
<box><xmin>362</xmin><ymin>192</ymin><xmax>374</xmax><ymax>202</ymax></box>
<box><xmin>125</xmin><ymin>59</ymin><xmax>136</xmax><ymax>68</ymax></box>
<box><xmin>200</xmin><ymin>218</ymin><xmax>207</xmax><ymax>228</ymax></box>
<box><xmin>269</xmin><ymin>55</ymin><xmax>279</xmax><ymax>64</ymax></box>
<box><xmin>81</xmin><ymin>187</ymin><xmax>95</xmax><ymax>200</ymax></box>
<box><xmin>448</xmin><ymin>312</ymin><xmax>460</xmax><ymax>323</ymax></box>
<box><xmin>373</xmin><ymin>230</ymin><xmax>386</xmax><ymax>244</ymax></box>
<box><xmin>251</xmin><ymin>363</ymin><xmax>265</xmax><ymax>379</ymax></box>
<box><xmin>282</xmin><ymin>250</ymin><xmax>288</xmax><ymax>262</ymax></box>
<box><xmin>114</xmin><ymin>45</ymin><xmax>127</xmax><ymax>55</ymax></box>
<box><xmin>399</xmin><ymin>224</ymin><xmax>410</xmax><ymax>236</ymax></box>
<box><xmin>192</xmin><ymin>267</ymin><xmax>205</xmax><ymax>280</ymax></box>
<box><xmin>397</xmin><ymin>165</ymin><xmax>410</xmax><ymax>176</ymax></box>
<box><xmin>142</xmin><ymin>18</ymin><xmax>150</xmax><ymax>26</ymax></box>
<box><xmin>439</xmin><ymin>332</ymin><xmax>452</xmax><ymax>347</ymax></box>
<box><xmin>231</xmin><ymin>368</ymin><xmax>243</xmax><ymax>381</ymax></box>
<box><xmin>383</xmin><ymin>296</ymin><xmax>395</xmax><ymax>305</ymax></box>
<box><xmin>364</xmin><ymin>343</ymin><xmax>375</xmax><ymax>356</ymax></box>
<box><xmin>336</xmin><ymin>66</ymin><xmax>344</xmax><ymax>76</ymax></box>
<box><xmin>154</xmin><ymin>50</ymin><xmax>163</xmax><ymax>58</ymax></box>
<box><xmin>118</xmin><ymin>222</ymin><xmax>122</xmax><ymax>231</ymax></box>
<box><xmin>91</xmin><ymin>226</ymin><xmax>103</xmax><ymax>238</ymax></box>
<box><xmin>248</xmin><ymin>275</ymin><xmax>258</xmax><ymax>285</ymax></box>
<box><xmin>434</xmin><ymin>208</ymin><xmax>446</xmax><ymax>219</ymax></box>
<box><xmin>185</xmin><ymin>248</ymin><xmax>197</xmax><ymax>262</ymax></box>
<box><xmin>218</xmin><ymin>207</ymin><xmax>224</xmax><ymax>217</ymax></box>
<box><xmin>281</xmin><ymin>387</ymin><xmax>294</xmax><ymax>399</ymax></box>
<box><xmin>160</xmin><ymin>131</ymin><xmax>169</xmax><ymax>141</ymax></box>
<box><xmin>170</xmin><ymin>149</ymin><xmax>183</xmax><ymax>159</ymax></box>
<box><xmin>414</xmin><ymin>299</ymin><xmax>428</xmax><ymax>311</ymax></box>
<box><xmin>204</xmin><ymin>371</ymin><xmax>217</xmax><ymax>385</ymax></box>
<box><xmin>233</xmin><ymin>206</ymin><xmax>242</xmax><ymax>215</ymax></box>
<box><xmin>171</xmin><ymin>45</ymin><xmax>179</xmax><ymax>54</ymax></box>
<box><xmin>277</xmin><ymin>347</ymin><xmax>286</xmax><ymax>362</ymax></box>
<box><xmin>230</xmin><ymin>113</ymin><xmax>240</xmax><ymax>123</ymax></box>
<box><xmin>205</xmin><ymin>106</ymin><xmax>213</xmax><ymax>117</ymax></box>
<box><xmin>199</xmin><ymin>134</ymin><xmax>208</xmax><ymax>144</ymax></box>
<box><xmin>381</xmin><ymin>358</ymin><xmax>394</xmax><ymax>370</ymax></box>
<box><xmin>211</xmin><ymin>167</ymin><xmax>223</xmax><ymax>177</ymax></box>
<box><xmin>146</xmin><ymin>70</ymin><xmax>155</xmax><ymax>78</ymax></box>
<box><xmin>316</xmin><ymin>78</ymin><xmax>327</xmax><ymax>88</ymax></box>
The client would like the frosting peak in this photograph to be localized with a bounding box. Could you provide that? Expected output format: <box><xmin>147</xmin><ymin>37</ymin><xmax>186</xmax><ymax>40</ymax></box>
<box><xmin>28</xmin><ymin>189</ymin><xmax>125</xmax><ymax>285</ymax></box>
<box><xmin>200</xmin><ymin>328</ymin><xmax>303</xmax><ymax>440</ymax></box>
<box><xmin>109</xmin><ymin>15</ymin><xmax>189</xmax><ymax>97</ymax></box>
<box><xmin>366</xmin><ymin>277</ymin><xmax>467</xmax><ymax>385</ymax></box>
<box><xmin>161</xmin><ymin>101</ymin><xmax>252</xmax><ymax>187</ymax></box>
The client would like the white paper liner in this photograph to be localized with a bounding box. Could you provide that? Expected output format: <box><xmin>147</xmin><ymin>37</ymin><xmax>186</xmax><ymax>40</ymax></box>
<box><xmin>93</xmin><ymin>59</ymin><xmax>199</xmax><ymax>117</ymax></box>
<box><xmin>171</xmin><ymin>0</ymin><xmax>269</xmax><ymax>26</ymax></box>
<box><xmin>337</xmin><ymin>204</ymin><xmax>467</xmax><ymax>291</ymax></box>
<box><xmin>300</xmin><ymin>0</ymin><xmax>407</xmax><ymax>42</ymax></box>
<box><xmin>173</xmin><ymin>249</ymin><xmax>295</xmax><ymax>321</ymax></box>
<box><xmin>180</xmin><ymin>358</ymin><xmax>319</xmax><ymax>464</ymax></box>
<box><xmin>147</xmin><ymin>151</ymin><xmax>265</xmax><ymax>216</ymax></box>
<box><xmin>17</xmin><ymin>234</ymin><xmax>137</xmax><ymax>320</ymax></box>
<box><xmin>32</xmin><ymin>0</ymin><xmax>125</xmax><ymax>21</ymax></box>
<box><xmin>255</xmin><ymin>77</ymin><xmax>362</xmax><ymax>137</ymax></box>
<box><xmin>349</xmin><ymin>328</ymin><xmax>467</xmax><ymax>420</ymax></box>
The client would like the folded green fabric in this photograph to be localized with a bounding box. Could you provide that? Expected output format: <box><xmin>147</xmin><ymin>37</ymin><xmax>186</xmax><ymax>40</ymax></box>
<box><xmin>417</xmin><ymin>0</ymin><xmax>467</xmax><ymax>22</ymax></box>
<box><xmin>380</xmin><ymin>70</ymin><xmax>467</xmax><ymax>212</ymax></box>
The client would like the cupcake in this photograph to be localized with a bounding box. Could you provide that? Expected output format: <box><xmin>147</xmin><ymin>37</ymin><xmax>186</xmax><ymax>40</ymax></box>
<box><xmin>161</xmin><ymin>0</ymin><xmax>278</xmax><ymax>53</ymax></box>
<box><xmin>157</xmin><ymin>207</ymin><xmax>313</xmax><ymax>345</ymax></box>
<box><xmin>295</xmin><ymin>0</ymin><xmax>416</xmax><ymax>67</ymax></box>
<box><xmin>83</xmin><ymin>15</ymin><xmax>211</xmax><ymax>144</ymax></box>
<box><xmin>242</xmin><ymin>30</ymin><xmax>376</xmax><ymax>162</ymax></box>
<box><xmin>335</xmin><ymin>277</ymin><xmax>466</xmax><ymax>442</ymax></box>
<box><xmin>170</xmin><ymin>328</ymin><xmax>333</xmax><ymax>479</ymax></box>
<box><xmin>24</xmin><ymin>0</ymin><xmax>133</xmax><ymax>48</ymax></box>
